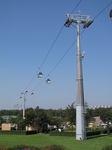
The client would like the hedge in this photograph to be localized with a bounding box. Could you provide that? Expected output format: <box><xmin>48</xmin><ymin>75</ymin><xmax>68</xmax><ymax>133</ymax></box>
<box><xmin>49</xmin><ymin>131</ymin><xmax>76</xmax><ymax>137</ymax></box>
<box><xmin>49</xmin><ymin>130</ymin><xmax>104</xmax><ymax>137</ymax></box>
<box><xmin>0</xmin><ymin>130</ymin><xmax>37</xmax><ymax>135</ymax></box>
<box><xmin>26</xmin><ymin>130</ymin><xmax>37</xmax><ymax>135</ymax></box>
<box><xmin>87</xmin><ymin>131</ymin><xmax>100</xmax><ymax>136</ymax></box>
<box><xmin>102</xmin><ymin>145</ymin><xmax>112</xmax><ymax>150</ymax></box>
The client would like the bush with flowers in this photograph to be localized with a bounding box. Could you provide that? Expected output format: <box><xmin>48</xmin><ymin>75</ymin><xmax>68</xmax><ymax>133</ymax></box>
<box><xmin>4</xmin><ymin>145</ymin><xmax>65</xmax><ymax>150</ymax></box>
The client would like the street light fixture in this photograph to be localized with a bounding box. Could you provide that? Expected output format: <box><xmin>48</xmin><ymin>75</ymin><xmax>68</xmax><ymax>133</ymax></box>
<box><xmin>20</xmin><ymin>90</ymin><xmax>34</xmax><ymax>119</ymax></box>
<box><xmin>21</xmin><ymin>90</ymin><xmax>28</xmax><ymax>119</ymax></box>
<box><xmin>20</xmin><ymin>91</ymin><xmax>34</xmax><ymax>119</ymax></box>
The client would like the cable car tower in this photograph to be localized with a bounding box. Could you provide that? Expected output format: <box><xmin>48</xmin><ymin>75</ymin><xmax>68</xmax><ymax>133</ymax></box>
<box><xmin>64</xmin><ymin>13</ymin><xmax>93</xmax><ymax>140</ymax></box>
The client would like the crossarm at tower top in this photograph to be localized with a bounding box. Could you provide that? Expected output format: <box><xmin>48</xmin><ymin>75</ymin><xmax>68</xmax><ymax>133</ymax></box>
<box><xmin>64</xmin><ymin>14</ymin><xmax>93</xmax><ymax>28</ymax></box>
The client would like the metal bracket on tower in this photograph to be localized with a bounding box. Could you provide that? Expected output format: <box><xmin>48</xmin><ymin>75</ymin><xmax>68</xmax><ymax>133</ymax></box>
<box><xmin>64</xmin><ymin>14</ymin><xmax>93</xmax><ymax>28</ymax></box>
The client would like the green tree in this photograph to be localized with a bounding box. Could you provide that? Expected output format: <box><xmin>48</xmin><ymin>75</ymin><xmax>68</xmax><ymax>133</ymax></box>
<box><xmin>66</xmin><ymin>102</ymin><xmax>76</xmax><ymax>126</ymax></box>
<box><xmin>0</xmin><ymin>116</ymin><xmax>4</xmax><ymax>125</ymax></box>
<box><xmin>25</xmin><ymin>108</ymin><xmax>35</xmax><ymax>126</ymax></box>
<box><xmin>85</xmin><ymin>108</ymin><xmax>95</xmax><ymax>126</ymax></box>
<box><xmin>9</xmin><ymin>117</ymin><xmax>17</xmax><ymax>124</ymax></box>
<box><xmin>18</xmin><ymin>118</ymin><xmax>26</xmax><ymax>130</ymax></box>
<box><xmin>15</xmin><ymin>111</ymin><xmax>25</xmax><ymax>130</ymax></box>
<box><xmin>50</xmin><ymin>116</ymin><xmax>62</xmax><ymax>128</ymax></box>
<box><xmin>34</xmin><ymin>108</ymin><xmax>49</xmax><ymax>133</ymax></box>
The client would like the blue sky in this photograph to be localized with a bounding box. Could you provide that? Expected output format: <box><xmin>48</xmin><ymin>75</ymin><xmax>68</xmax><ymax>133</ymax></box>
<box><xmin>0</xmin><ymin>0</ymin><xmax>112</xmax><ymax>110</ymax></box>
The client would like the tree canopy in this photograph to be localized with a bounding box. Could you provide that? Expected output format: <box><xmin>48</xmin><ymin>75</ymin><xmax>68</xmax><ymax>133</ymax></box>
<box><xmin>0</xmin><ymin>105</ymin><xmax>112</xmax><ymax>131</ymax></box>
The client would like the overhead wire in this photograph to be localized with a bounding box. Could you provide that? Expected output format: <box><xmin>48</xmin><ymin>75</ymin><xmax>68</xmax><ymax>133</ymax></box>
<box><xmin>30</xmin><ymin>29</ymin><xmax>86</xmax><ymax>92</ymax></box>
<box><xmin>25</xmin><ymin>71</ymin><xmax>38</xmax><ymax>90</ymax></box>
<box><xmin>14</xmin><ymin>0</ymin><xmax>83</xmax><ymax>109</ymax></box>
<box><xmin>70</xmin><ymin>0</ymin><xmax>82</xmax><ymax>14</ymax></box>
<box><xmin>30</xmin><ymin>41</ymin><xmax>76</xmax><ymax>92</ymax></box>
<box><xmin>21</xmin><ymin>0</ymin><xmax>82</xmax><ymax>93</ymax></box>
<box><xmin>29</xmin><ymin>1</ymin><xmax>112</xmax><ymax>92</ymax></box>
<box><xmin>93</xmin><ymin>2</ymin><xmax>112</xmax><ymax>20</ymax></box>
<box><xmin>23</xmin><ymin>22</ymin><xmax>64</xmax><ymax>91</ymax></box>
<box><xmin>39</xmin><ymin>25</ymin><xmax>64</xmax><ymax>69</ymax></box>
<box><xmin>48</xmin><ymin>28</ymin><xmax>85</xmax><ymax>75</ymax></box>
<box><xmin>76</xmin><ymin>1</ymin><xmax>112</xmax><ymax>45</ymax></box>
<box><xmin>39</xmin><ymin>0</ymin><xmax>82</xmax><ymax>69</ymax></box>
<box><xmin>11</xmin><ymin>1</ymin><xmax>111</xmax><ymax>111</ymax></box>
<box><xmin>28</xmin><ymin>1</ymin><xmax>82</xmax><ymax>91</ymax></box>
<box><xmin>16</xmin><ymin>1</ymin><xmax>112</xmax><ymax>110</ymax></box>
<box><xmin>48</xmin><ymin>40</ymin><xmax>76</xmax><ymax>75</ymax></box>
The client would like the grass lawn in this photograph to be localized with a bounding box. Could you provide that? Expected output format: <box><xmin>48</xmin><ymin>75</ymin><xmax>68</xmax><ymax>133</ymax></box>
<box><xmin>0</xmin><ymin>134</ymin><xmax>112</xmax><ymax>150</ymax></box>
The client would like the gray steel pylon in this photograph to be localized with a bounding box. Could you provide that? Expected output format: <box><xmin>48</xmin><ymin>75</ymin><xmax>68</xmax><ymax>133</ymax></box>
<box><xmin>64</xmin><ymin>13</ymin><xmax>93</xmax><ymax>140</ymax></box>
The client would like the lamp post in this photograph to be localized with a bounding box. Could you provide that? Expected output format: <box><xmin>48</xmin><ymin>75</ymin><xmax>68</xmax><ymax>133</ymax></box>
<box><xmin>64</xmin><ymin>13</ymin><xmax>93</xmax><ymax>140</ymax></box>
<box><xmin>20</xmin><ymin>91</ymin><xmax>34</xmax><ymax>119</ymax></box>
<box><xmin>20</xmin><ymin>90</ymin><xmax>28</xmax><ymax>119</ymax></box>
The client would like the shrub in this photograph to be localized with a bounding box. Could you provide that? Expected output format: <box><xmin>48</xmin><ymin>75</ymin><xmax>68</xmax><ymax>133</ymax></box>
<box><xmin>7</xmin><ymin>145</ymin><xmax>40</xmax><ymax>150</ymax></box>
<box><xmin>102</xmin><ymin>145</ymin><xmax>112</xmax><ymax>150</ymax></box>
<box><xmin>86</xmin><ymin>127</ymin><xmax>92</xmax><ymax>131</ymax></box>
<box><xmin>7</xmin><ymin>145</ymin><xmax>65</xmax><ymax>150</ymax></box>
<box><xmin>0</xmin><ymin>146</ymin><xmax>7</xmax><ymax>150</ymax></box>
<box><xmin>41</xmin><ymin>145</ymin><xmax>65</xmax><ymax>150</ymax></box>
<box><xmin>49</xmin><ymin>145</ymin><xmax>65</xmax><ymax>150</ymax></box>
<box><xmin>100</xmin><ymin>129</ymin><xmax>108</xmax><ymax>134</ymax></box>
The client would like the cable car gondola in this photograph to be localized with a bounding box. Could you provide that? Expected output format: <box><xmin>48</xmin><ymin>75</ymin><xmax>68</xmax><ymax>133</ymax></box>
<box><xmin>38</xmin><ymin>71</ymin><xmax>43</xmax><ymax>78</ymax></box>
<box><xmin>46</xmin><ymin>77</ymin><xmax>51</xmax><ymax>84</ymax></box>
<box><xmin>31</xmin><ymin>92</ymin><xmax>34</xmax><ymax>95</ymax></box>
<box><xmin>109</xmin><ymin>9</ymin><xmax>112</xmax><ymax>20</ymax></box>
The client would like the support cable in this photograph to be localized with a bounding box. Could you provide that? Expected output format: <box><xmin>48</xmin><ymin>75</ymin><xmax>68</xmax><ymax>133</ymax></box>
<box><xmin>30</xmin><ymin>1</ymin><xmax>112</xmax><ymax>92</ymax></box>
<box><xmin>22</xmin><ymin>0</ymin><xmax>82</xmax><ymax>91</ymax></box>
<box><xmin>31</xmin><ymin>39</ymin><xmax>77</xmax><ymax>92</ymax></box>
<box><xmin>14</xmin><ymin>0</ymin><xmax>82</xmax><ymax>109</ymax></box>
<box><xmin>70</xmin><ymin>0</ymin><xmax>82</xmax><ymax>14</ymax></box>
<box><xmin>48</xmin><ymin>40</ymin><xmax>76</xmax><ymax>75</ymax></box>
<box><xmin>16</xmin><ymin>1</ymin><xmax>112</xmax><ymax>108</ymax></box>
<box><xmin>93</xmin><ymin>2</ymin><xmax>112</xmax><ymax>20</ymax></box>
<box><xmin>31</xmin><ymin>29</ymin><xmax>86</xmax><ymax>92</ymax></box>
<box><xmin>39</xmin><ymin>25</ymin><xmax>64</xmax><ymax>69</ymax></box>
<box><xmin>23</xmin><ymin>26</ymin><xmax>64</xmax><ymax>91</ymax></box>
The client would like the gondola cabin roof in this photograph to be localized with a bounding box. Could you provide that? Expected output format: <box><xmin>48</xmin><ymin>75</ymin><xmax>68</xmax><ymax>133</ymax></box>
<box><xmin>109</xmin><ymin>9</ymin><xmax>112</xmax><ymax>20</ymax></box>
